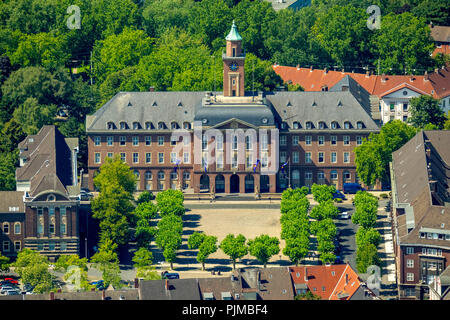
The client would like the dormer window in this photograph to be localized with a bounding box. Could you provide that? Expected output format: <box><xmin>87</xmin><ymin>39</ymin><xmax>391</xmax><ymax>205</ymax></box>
<box><xmin>177</xmin><ymin>102</ymin><xmax>183</xmax><ymax>107</ymax></box>
<box><xmin>133</xmin><ymin>122</ymin><xmax>141</xmax><ymax>130</ymax></box>
<box><xmin>344</xmin><ymin>121</ymin><xmax>351</xmax><ymax>129</ymax></box>
<box><xmin>107</xmin><ymin>122</ymin><xmax>115</xmax><ymax>130</ymax></box>
<box><xmin>281</xmin><ymin>122</ymin><xmax>288</xmax><ymax>129</ymax></box>
<box><xmin>337</xmin><ymin>100</ymin><xmax>343</xmax><ymax>107</ymax></box>
<box><xmin>171</xmin><ymin>122</ymin><xmax>179</xmax><ymax>130</ymax></box>
<box><xmin>318</xmin><ymin>121</ymin><xmax>326</xmax><ymax>129</ymax></box>
<box><xmin>47</xmin><ymin>194</ymin><xmax>56</xmax><ymax>201</ymax></box>
<box><xmin>286</xmin><ymin>101</ymin><xmax>292</xmax><ymax>107</ymax></box>
<box><xmin>183</xmin><ymin>122</ymin><xmax>191</xmax><ymax>130</ymax></box>
<box><xmin>158</xmin><ymin>122</ymin><xmax>166</xmax><ymax>130</ymax></box>
<box><xmin>145</xmin><ymin>122</ymin><xmax>154</xmax><ymax>130</ymax></box>
<box><xmin>152</xmin><ymin>101</ymin><xmax>157</xmax><ymax>107</ymax></box>
<box><xmin>312</xmin><ymin>101</ymin><xmax>317</xmax><ymax>107</ymax></box>
<box><xmin>356</xmin><ymin>121</ymin><xmax>364</xmax><ymax>129</ymax></box>
<box><xmin>331</xmin><ymin>121</ymin><xmax>339</xmax><ymax>129</ymax></box>
<box><xmin>293</xmin><ymin>121</ymin><xmax>300</xmax><ymax>129</ymax></box>
<box><xmin>305</xmin><ymin>121</ymin><xmax>314</xmax><ymax>129</ymax></box>
<box><xmin>120</xmin><ymin>122</ymin><xmax>128</xmax><ymax>130</ymax></box>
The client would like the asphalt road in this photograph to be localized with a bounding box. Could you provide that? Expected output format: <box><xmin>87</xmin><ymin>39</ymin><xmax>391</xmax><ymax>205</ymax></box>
<box><xmin>334</xmin><ymin>206</ymin><xmax>358</xmax><ymax>270</ymax></box>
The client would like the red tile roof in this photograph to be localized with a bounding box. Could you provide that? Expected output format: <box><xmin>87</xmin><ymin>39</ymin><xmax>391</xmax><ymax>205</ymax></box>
<box><xmin>273</xmin><ymin>65</ymin><xmax>439</xmax><ymax>99</ymax></box>
<box><xmin>427</xmin><ymin>65</ymin><xmax>450</xmax><ymax>99</ymax></box>
<box><xmin>289</xmin><ymin>264</ymin><xmax>362</xmax><ymax>300</ymax></box>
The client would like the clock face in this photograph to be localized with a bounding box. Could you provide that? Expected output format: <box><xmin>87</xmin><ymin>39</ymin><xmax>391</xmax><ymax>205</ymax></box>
<box><xmin>229</xmin><ymin>62</ymin><xmax>238</xmax><ymax>71</ymax></box>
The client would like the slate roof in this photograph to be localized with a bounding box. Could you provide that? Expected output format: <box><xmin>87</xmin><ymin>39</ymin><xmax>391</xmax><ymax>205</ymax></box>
<box><xmin>138</xmin><ymin>278</ymin><xmax>201</xmax><ymax>300</ymax></box>
<box><xmin>86</xmin><ymin>91</ymin><xmax>205</xmax><ymax>132</ymax></box>
<box><xmin>87</xmin><ymin>90</ymin><xmax>380</xmax><ymax>133</ymax></box>
<box><xmin>0</xmin><ymin>191</ymin><xmax>25</xmax><ymax>213</ymax></box>
<box><xmin>265</xmin><ymin>91</ymin><xmax>379</xmax><ymax>131</ymax></box>
<box><xmin>265</xmin><ymin>0</ymin><xmax>311</xmax><ymax>11</ymax></box>
<box><xmin>391</xmin><ymin>130</ymin><xmax>450</xmax><ymax>248</ymax></box>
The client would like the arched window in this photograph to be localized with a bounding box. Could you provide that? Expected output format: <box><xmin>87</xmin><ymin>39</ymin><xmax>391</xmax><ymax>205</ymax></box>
<box><xmin>183</xmin><ymin>122</ymin><xmax>191</xmax><ymax>130</ymax></box>
<box><xmin>171</xmin><ymin>122</ymin><xmax>179</xmax><ymax>130</ymax></box>
<box><xmin>356</xmin><ymin>121</ymin><xmax>365</xmax><ymax>129</ymax></box>
<box><xmin>305</xmin><ymin>121</ymin><xmax>314</xmax><ymax>129</ymax></box>
<box><xmin>331</xmin><ymin>121</ymin><xmax>339</xmax><ymax>129</ymax></box>
<box><xmin>158</xmin><ymin>122</ymin><xmax>166</xmax><ymax>130</ymax></box>
<box><xmin>158</xmin><ymin>171</ymin><xmax>165</xmax><ymax>180</ymax></box>
<box><xmin>107</xmin><ymin>122</ymin><xmax>115</xmax><ymax>130</ymax></box>
<box><xmin>344</xmin><ymin>121</ymin><xmax>352</xmax><ymax>129</ymax></box>
<box><xmin>318</xmin><ymin>121</ymin><xmax>326</xmax><ymax>129</ymax></box>
<box><xmin>14</xmin><ymin>222</ymin><xmax>21</xmax><ymax>235</ymax></box>
<box><xmin>3</xmin><ymin>222</ymin><xmax>9</xmax><ymax>234</ymax></box>
<box><xmin>47</xmin><ymin>194</ymin><xmax>55</xmax><ymax>201</ymax></box>
<box><xmin>145</xmin><ymin>171</ymin><xmax>152</xmax><ymax>180</ymax></box>
<box><xmin>331</xmin><ymin>170</ymin><xmax>338</xmax><ymax>180</ymax></box>
<box><xmin>170</xmin><ymin>172</ymin><xmax>178</xmax><ymax>180</ymax></box>
<box><xmin>293</xmin><ymin>121</ymin><xmax>300</xmax><ymax>129</ymax></box>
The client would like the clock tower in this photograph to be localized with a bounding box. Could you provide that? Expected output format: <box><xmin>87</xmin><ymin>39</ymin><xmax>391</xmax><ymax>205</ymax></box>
<box><xmin>223</xmin><ymin>20</ymin><xmax>245</xmax><ymax>97</ymax></box>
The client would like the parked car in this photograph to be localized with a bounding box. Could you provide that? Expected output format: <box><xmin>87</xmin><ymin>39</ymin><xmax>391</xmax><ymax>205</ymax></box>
<box><xmin>3</xmin><ymin>278</ymin><xmax>19</xmax><ymax>285</ymax></box>
<box><xmin>1</xmin><ymin>286</ymin><xmax>15</xmax><ymax>294</ymax></box>
<box><xmin>90</xmin><ymin>280</ymin><xmax>105</xmax><ymax>290</ymax></box>
<box><xmin>5</xmin><ymin>289</ymin><xmax>20</xmax><ymax>295</ymax></box>
<box><xmin>332</xmin><ymin>190</ymin><xmax>346</xmax><ymax>200</ymax></box>
<box><xmin>343</xmin><ymin>183</ymin><xmax>365</xmax><ymax>194</ymax></box>
<box><xmin>22</xmin><ymin>283</ymin><xmax>34</xmax><ymax>293</ymax></box>
<box><xmin>162</xmin><ymin>272</ymin><xmax>180</xmax><ymax>279</ymax></box>
<box><xmin>79</xmin><ymin>190</ymin><xmax>93</xmax><ymax>201</ymax></box>
<box><xmin>340</xmin><ymin>211</ymin><xmax>350</xmax><ymax>219</ymax></box>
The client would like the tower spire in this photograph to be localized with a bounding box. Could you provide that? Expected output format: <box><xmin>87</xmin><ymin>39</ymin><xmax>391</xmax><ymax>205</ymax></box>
<box><xmin>223</xmin><ymin>20</ymin><xmax>245</xmax><ymax>97</ymax></box>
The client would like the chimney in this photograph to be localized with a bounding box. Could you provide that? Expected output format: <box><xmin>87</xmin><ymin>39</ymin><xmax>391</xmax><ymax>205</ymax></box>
<box><xmin>424</xmin><ymin>71</ymin><xmax>428</xmax><ymax>81</ymax></box>
<box><xmin>296</xmin><ymin>64</ymin><xmax>300</xmax><ymax>70</ymax></box>
<box><xmin>165</xmin><ymin>279</ymin><xmax>169</xmax><ymax>291</ymax></box>
<box><xmin>426</xmin><ymin>148</ymin><xmax>431</xmax><ymax>157</ymax></box>
<box><xmin>341</xmin><ymin>68</ymin><xmax>345</xmax><ymax>74</ymax></box>
<box><xmin>310</xmin><ymin>66</ymin><xmax>313</xmax><ymax>72</ymax></box>
<box><xmin>324</xmin><ymin>67</ymin><xmax>327</xmax><ymax>74</ymax></box>
<box><xmin>50</xmin><ymin>292</ymin><xmax>55</xmax><ymax>300</ymax></box>
<box><xmin>381</xmin><ymin>73</ymin><xmax>386</xmax><ymax>83</ymax></box>
<box><xmin>304</xmin><ymin>267</ymin><xmax>308</xmax><ymax>282</ymax></box>
<box><xmin>409</xmin><ymin>75</ymin><xmax>414</xmax><ymax>82</ymax></box>
<box><xmin>102</xmin><ymin>290</ymin><xmax>106</xmax><ymax>300</ymax></box>
<box><xmin>149</xmin><ymin>86</ymin><xmax>155</xmax><ymax>92</ymax></box>
<box><xmin>365</xmin><ymin>71</ymin><xmax>370</xmax><ymax>78</ymax></box>
<box><xmin>134</xmin><ymin>278</ymin><xmax>139</xmax><ymax>289</ymax></box>
<box><xmin>435</xmin><ymin>68</ymin><xmax>439</xmax><ymax>73</ymax></box>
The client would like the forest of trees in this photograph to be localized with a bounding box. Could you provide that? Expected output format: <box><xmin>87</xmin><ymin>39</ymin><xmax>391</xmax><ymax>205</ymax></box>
<box><xmin>0</xmin><ymin>0</ymin><xmax>449</xmax><ymax>190</ymax></box>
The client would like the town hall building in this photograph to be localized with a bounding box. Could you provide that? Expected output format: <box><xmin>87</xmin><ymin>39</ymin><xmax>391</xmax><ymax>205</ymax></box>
<box><xmin>86</xmin><ymin>21</ymin><xmax>380</xmax><ymax>194</ymax></box>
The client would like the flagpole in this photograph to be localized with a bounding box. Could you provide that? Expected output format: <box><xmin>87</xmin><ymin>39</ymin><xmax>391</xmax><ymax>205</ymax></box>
<box><xmin>288</xmin><ymin>157</ymin><xmax>291</xmax><ymax>189</ymax></box>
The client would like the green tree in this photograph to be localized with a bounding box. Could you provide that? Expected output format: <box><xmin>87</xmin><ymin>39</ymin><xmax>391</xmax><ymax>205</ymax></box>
<box><xmin>0</xmin><ymin>151</ymin><xmax>18</xmax><ymax>191</ymax></box>
<box><xmin>309</xmin><ymin>200</ymin><xmax>339</xmax><ymax>220</ymax></box>
<box><xmin>135</xmin><ymin>218</ymin><xmax>157</xmax><ymax>248</ymax></box>
<box><xmin>136</xmin><ymin>191</ymin><xmax>155</xmax><ymax>204</ymax></box>
<box><xmin>91</xmin><ymin>156</ymin><xmax>137</xmax><ymax>246</ymax></box>
<box><xmin>244</xmin><ymin>52</ymin><xmax>283</xmax><ymax>92</ymax></box>
<box><xmin>220</xmin><ymin>234</ymin><xmax>248</xmax><ymax>270</ymax></box>
<box><xmin>135</xmin><ymin>201</ymin><xmax>158</xmax><ymax>221</ymax></box>
<box><xmin>92</xmin><ymin>27</ymin><xmax>154</xmax><ymax>83</ymax></box>
<box><xmin>248</xmin><ymin>234</ymin><xmax>280</xmax><ymax>268</ymax></box>
<box><xmin>156</xmin><ymin>189</ymin><xmax>185</xmax><ymax>217</ymax></box>
<box><xmin>356</xmin><ymin>227</ymin><xmax>382</xmax><ymax>248</ymax></box>
<box><xmin>12</xmin><ymin>97</ymin><xmax>57</xmax><ymax>135</ymax></box>
<box><xmin>155</xmin><ymin>214</ymin><xmax>183</xmax><ymax>270</ymax></box>
<box><xmin>371</xmin><ymin>12</ymin><xmax>435</xmax><ymax>74</ymax></box>
<box><xmin>355</xmin><ymin>120</ymin><xmax>416</xmax><ymax>187</ymax></box>
<box><xmin>281</xmin><ymin>187</ymin><xmax>309</xmax><ymax>201</ymax></box>
<box><xmin>352</xmin><ymin>191</ymin><xmax>378</xmax><ymax>229</ymax></box>
<box><xmin>283</xmin><ymin>235</ymin><xmax>309</xmax><ymax>266</ymax></box>
<box><xmin>408</xmin><ymin>95</ymin><xmax>446</xmax><ymax>129</ymax></box>
<box><xmin>54</xmin><ymin>254</ymin><xmax>88</xmax><ymax>272</ymax></box>
<box><xmin>0</xmin><ymin>251</ymin><xmax>9</xmax><ymax>272</ymax></box>
<box><xmin>13</xmin><ymin>249</ymin><xmax>53</xmax><ymax>293</ymax></box>
<box><xmin>311</xmin><ymin>184</ymin><xmax>336</xmax><ymax>204</ymax></box>
<box><xmin>356</xmin><ymin>242</ymin><xmax>381</xmax><ymax>273</ymax></box>
<box><xmin>312</xmin><ymin>5</ymin><xmax>372</xmax><ymax>67</ymax></box>
<box><xmin>90</xmin><ymin>238</ymin><xmax>122</xmax><ymax>289</ymax></box>
<box><xmin>132</xmin><ymin>247</ymin><xmax>154</xmax><ymax>269</ymax></box>
<box><xmin>188</xmin><ymin>232</ymin><xmax>218</xmax><ymax>270</ymax></box>
<box><xmin>295</xmin><ymin>290</ymin><xmax>322</xmax><ymax>300</ymax></box>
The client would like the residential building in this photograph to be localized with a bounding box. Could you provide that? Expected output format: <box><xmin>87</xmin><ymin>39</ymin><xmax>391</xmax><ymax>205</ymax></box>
<box><xmin>390</xmin><ymin>130</ymin><xmax>450</xmax><ymax>300</ymax></box>
<box><xmin>272</xmin><ymin>64</ymin><xmax>442</xmax><ymax>124</ymax></box>
<box><xmin>428</xmin><ymin>65</ymin><xmax>450</xmax><ymax>115</ymax></box>
<box><xmin>429</xmin><ymin>265</ymin><xmax>450</xmax><ymax>300</ymax></box>
<box><xmin>0</xmin><ymin>126</ymin><xmax>81</xmax><ymax>261</ymax></box>
<box><xmin>430</xmin><ymin>24</ymin><xmax>450</xmax><ymax>57</ymax></box>
<box><xmin>86</xmin><ymin>21</ymin><xmax>380</xmax><ymax>194</ymax></box>
<box><xmin>289</xmin><ymin>264</ymin><xmax>379</xmax><ymax>300</ymax></box>
<box><xmin>264</xmin><ymin>0</ymin><xmax>311</xmax><ymax>11</ymax></box>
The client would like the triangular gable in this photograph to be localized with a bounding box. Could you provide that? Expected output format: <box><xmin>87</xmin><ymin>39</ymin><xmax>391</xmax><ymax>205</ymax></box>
<box><xmin>209</xmin><ymin>117</ymin><xmax>259</xmax><ymax>130</ymax></box>
<box><xmin>380</xmin><ymin>82</ymin><xmax>431</xmax><ymax>98</ymax></box>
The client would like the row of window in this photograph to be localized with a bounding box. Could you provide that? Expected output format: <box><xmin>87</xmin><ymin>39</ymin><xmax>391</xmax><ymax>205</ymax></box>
<box><xmin>93</xmin><ymin>134</ymin><xmax>363</xmax><ymax>148</ymax></box>
<box><xmin>133</xmin><ymin>170</ymin><xmax>191</xmax><ymax>181</ymax></box>
<box><xmin>94</xmin><ymin>150</ymin><xmax>352</xmax><ymax>165</ymax></box>
<box><xmin>419</xmin><ymin>232</ymin><xmax>450</xmax><ymax>241</ymax></box>
<box><xmin>282</xmin><ymin>151</ymin><xmax>351</xmax><ymax>164</ymax></box>
<box><xmin>107</xmin><ymin>121</ymin><xmax>192</xmax><ymax>130</ymax></box>
<box><xmin>405</xmin><ymin>246</ymin><xmax>443</xmax><ymax>256</ymax></box>
<box><xmin>281</xmin><ymin>135</ymin><xmax>363</xmax><ymax>146</ymax></box>
<box><xmin>285</xmin><ymin>120</ymin><xmax>365</xmax><ymax>130</ymax></box>
<box><xmin>2</xmin><ymin>222</ymin><xmax>21</xmax><ymax>235</ymax></box>
<box><xmin>37</xmin><ymin>207</ymin><xmax>67</xmax><ymax>236</ymax></box>
<box><xmin>2</xmin><ymin>240</ymin><xmax>21</xmax><ymax>252</ymax></box>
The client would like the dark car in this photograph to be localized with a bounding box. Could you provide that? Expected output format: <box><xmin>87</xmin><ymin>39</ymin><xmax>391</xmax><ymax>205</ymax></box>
<box><xmin>162</xmin><ymin>272</ymin><xmax>180</xmax><ymax>279</ymax></box>
<box><xmin>343</xmin><ymin>183</ymin><xmax>365</xmax><ymax>194</ymax></box>
<box><xmin>79</xmin><ymin>190</ymin><xmax>93</xmax><ymax>201</ymax></box>
<box><xmin>332</xmin><ymin>190</ymin><xmax>346</xmax><ymax>200</ymax></box>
